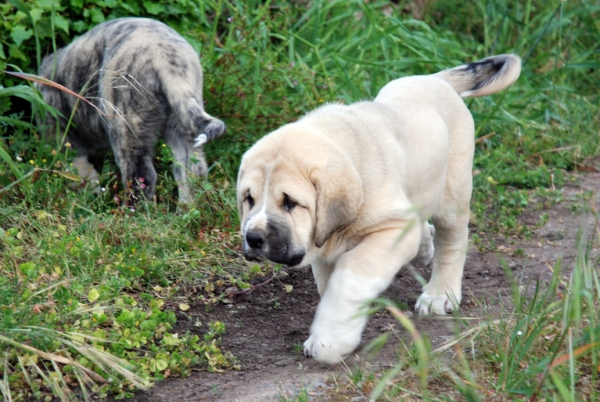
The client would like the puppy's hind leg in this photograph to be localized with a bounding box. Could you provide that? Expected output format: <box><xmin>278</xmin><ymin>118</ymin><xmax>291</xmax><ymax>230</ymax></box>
<box><xmin>415</xmin><ymin>202</ymin><xmax>470</xmax><ymax>315</ymax></box>
<box><xmin>411</xmin><ymin>222</ymin><xmax>435</xmax><ymax>267</ymax></box>
<box><xmin>164</xmin><ymin>115</ymin><xmax>208</xmax><ymax>205</ymax></box>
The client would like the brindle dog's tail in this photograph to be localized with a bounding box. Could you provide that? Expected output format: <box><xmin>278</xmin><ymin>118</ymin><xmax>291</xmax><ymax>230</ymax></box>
<box><xmin>161</xmin><ymin>77</ymin><xmax>226</xmax><ymax>147</ymax></box>
<box><xmin>435</xmin><ymin>54</ymin><xmax>521</xmax><ymax>98</ymax></box>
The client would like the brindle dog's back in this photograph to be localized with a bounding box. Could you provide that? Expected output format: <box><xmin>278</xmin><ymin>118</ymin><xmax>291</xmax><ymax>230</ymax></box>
<box><xmin>38</xmin><ymin>18</ymin><xmax>226</xmax><ymax>203</ymax></box>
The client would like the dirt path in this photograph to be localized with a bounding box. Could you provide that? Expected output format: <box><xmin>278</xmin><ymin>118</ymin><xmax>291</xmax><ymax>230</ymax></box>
<box><xmin>129</xmin><ymin>164</ymin><xmax>599</xmax><ymax>402</ymax></box>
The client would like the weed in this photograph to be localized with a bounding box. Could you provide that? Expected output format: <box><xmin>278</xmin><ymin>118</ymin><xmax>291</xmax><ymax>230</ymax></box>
<box><xmin>283</xmin><ymin>386</ymin><xmax>309</xmax><ymax>402</ymax></box>
<box><xmin>292</xmin><ymin>341</ymin><xmax>303</xmax><ymax>358</ymax></box>
<box><xmin>365</xmin><ymin>229</ymin><xmax>600</xmax><ymax>400</ymax></box>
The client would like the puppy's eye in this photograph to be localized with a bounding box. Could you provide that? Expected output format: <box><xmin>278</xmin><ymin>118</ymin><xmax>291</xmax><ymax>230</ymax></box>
<box><xmin>245</xmin><ymin>194</ymin><xmax>255</xmax><ymax>209</ymax></box>
<box><xmin>283</xmin><ymin>194</ymin><xmax>297</xmax><ymax>212</ymax></box>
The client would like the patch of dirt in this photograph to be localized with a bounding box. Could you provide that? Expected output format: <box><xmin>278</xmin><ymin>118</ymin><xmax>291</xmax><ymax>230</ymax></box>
<box><xmin>129</xmin><ymin>164</ymin><xmax>599</xmax><ymax>402</ymax></box>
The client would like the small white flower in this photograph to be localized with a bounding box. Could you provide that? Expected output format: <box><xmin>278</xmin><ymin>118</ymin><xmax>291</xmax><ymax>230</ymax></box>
<box><xmin>16</xmin><ymin>155</ymin><xmax>22</xmax><ymax>162</ymax></box>
<box><xmin>517</xmin><ymin>331</ymin><xmax>523</xmax><ymax>336</ymax></box>
<box><xmin>101</xmin><ymin>187</ymin><xmax>106</xmax><ymax>192</ymax></box>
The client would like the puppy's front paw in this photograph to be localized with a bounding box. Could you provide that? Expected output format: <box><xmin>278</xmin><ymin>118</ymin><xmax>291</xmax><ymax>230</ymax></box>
<box><xmin>302</xmin><ymin>328</ymin><xmax>361</xmax><ymax>365</ymax></box>
<box><xmin>415</xmin><ymin>292</ymin><xmax>460</xmax><ymax>316</ymax></box>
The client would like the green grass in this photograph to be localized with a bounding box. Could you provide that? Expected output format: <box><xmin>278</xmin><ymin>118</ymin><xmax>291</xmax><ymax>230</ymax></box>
<box><xmin>353</xmin><ymin>231</ymin><xmax>600</xmax><ymax>401</ymax></box>
<box><xmin>1</xmin><ymin>0</ymin><xmax>599</xmax><ymax>400</ymax></box>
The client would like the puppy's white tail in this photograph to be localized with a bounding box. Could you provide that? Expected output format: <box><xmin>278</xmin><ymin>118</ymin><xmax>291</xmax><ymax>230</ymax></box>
<box><xmin>435</xmin><ymin>54</ymin><xmax>521</xmax><ymax>98</ymax></box>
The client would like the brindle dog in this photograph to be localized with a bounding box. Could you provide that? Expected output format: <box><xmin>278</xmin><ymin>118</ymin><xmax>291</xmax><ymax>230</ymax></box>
<box><xmin>38</xmin><ymin>18</ymin><xmax>226</xmax><ymax>203</ymax></box>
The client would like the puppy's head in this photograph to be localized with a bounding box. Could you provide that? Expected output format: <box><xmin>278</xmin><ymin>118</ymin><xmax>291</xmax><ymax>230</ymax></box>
<box><xmin>237</xmin><ymin>123</ymin><xmax>363</xmax><ymax>267</ymax></box>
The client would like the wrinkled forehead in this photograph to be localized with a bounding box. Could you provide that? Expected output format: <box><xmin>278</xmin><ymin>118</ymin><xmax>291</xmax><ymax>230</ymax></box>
<box><xmin>237</xmin><ymin>159</ymin><xmax>272</xmax><ymax>197</ymax></box>
<box><xmin>238</xmin><ymin>157</ymin><xmax>311</xmax><ymax>199</ymax></box>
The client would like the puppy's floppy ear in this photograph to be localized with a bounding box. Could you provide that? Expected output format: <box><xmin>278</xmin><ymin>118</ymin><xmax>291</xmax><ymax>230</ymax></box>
<box><xmin>311</xmin><ymin>157</ymin><xmax>363</xmax><ymax>248</ymax></box>
<box><xmin>236</xmin><ymin>167</ymin><xmax>246</xmax><ymax>224</ymax></box>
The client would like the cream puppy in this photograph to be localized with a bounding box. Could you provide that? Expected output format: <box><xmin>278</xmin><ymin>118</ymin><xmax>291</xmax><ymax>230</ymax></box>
<box><xmin>237</xmin><ymin>54</ymin><xmax>521</xmax><ymax>364</ymax></box>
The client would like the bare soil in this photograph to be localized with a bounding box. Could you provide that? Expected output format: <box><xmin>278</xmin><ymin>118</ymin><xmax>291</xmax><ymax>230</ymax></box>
<box><xmin>128</xmin><ymin>164</ymin><xmax>599</xmax><ymax>402</ymax></box>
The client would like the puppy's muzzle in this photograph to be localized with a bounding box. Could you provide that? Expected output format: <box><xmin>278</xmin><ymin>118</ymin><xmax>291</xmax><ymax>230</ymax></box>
<box><xmin>243</xmin><ymin>226</ymin><xmax>305</xmax><ymax>267</ymax></box>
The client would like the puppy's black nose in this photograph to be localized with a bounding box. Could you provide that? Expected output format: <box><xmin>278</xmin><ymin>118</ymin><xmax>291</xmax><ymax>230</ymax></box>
<box><xmin>246</xmin><ymin>230</ymin><xmax>267</xmax><ymax>249</ymax></box>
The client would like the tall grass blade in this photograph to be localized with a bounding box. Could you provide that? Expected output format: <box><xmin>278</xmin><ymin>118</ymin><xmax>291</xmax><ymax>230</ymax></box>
<box><xmin>4</xmin><ymin>71</ymin><xmax>109</xmax><ymax>117</ymax></box>
<box><xmin>0</xmin><ymin>144</ymin><xmax>26</xmax><ymax>183</ymax></box>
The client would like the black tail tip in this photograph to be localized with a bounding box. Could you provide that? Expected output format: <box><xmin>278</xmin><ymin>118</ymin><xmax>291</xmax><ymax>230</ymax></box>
<box><xmin>465</xmin><ymin>54</ymin><xmax>520</xmax><ymax>77</ymax></box>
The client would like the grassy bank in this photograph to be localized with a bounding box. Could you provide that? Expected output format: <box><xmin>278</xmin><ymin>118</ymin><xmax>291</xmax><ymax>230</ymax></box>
<box><xmin>1</xmin><ymin>0</ymin><xmax>599</xmax><ymax>400</ymax></box>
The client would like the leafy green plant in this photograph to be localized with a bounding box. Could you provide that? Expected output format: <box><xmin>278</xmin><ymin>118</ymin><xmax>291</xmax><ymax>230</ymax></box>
<box><xmin>0</xmin><ymin>206</ymin><xmax>241</xmax><ymax>400</ymax></box>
